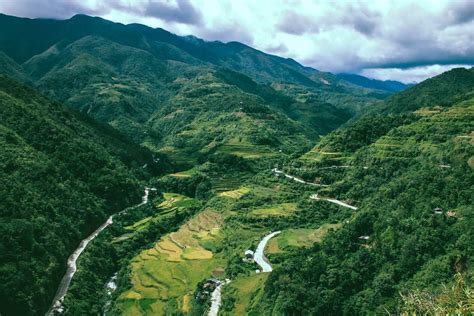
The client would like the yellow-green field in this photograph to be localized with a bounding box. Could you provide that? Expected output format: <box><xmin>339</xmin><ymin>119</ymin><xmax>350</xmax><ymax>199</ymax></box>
<box><xmin>113</xmin><ymin>193</ymin><xmax>197</xmax><ymax>243</ymax></box>
<box><xmin>250</xmin><ymin>203</ymin><xmax>298</xmax><ymax>217</ymax></box>
<box><xmin>117</xmin><ymin>209</ymin><xmax>225</xmax><ymax>315</ymax></box>
<box><xmin>267</xmin><ymin>223</ymin><xmax>341</xmax><ymax>254</ymax></box>
<box><xmin>221</xmin><ymin>273</ymin><xmax>269</xmax><ymax>316</ymax></box>
<box><xmin>300</xmin><ymin>150</ymin><xmax>349</xmax><ymax>162</ymax></box>
<box><xmin>169</xmin><ymin>167</ymin><xmax>196</xmax><ymax>178</ymax></box>
<box><xmin>219</xmin><ymin>186</ymin><xmax>251</xmax><ymax>199</ymax></box>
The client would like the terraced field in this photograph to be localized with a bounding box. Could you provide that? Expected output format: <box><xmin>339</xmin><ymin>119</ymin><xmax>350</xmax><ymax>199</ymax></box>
<box><xmin>117</xmin><ymin>209</ymin><xmax>226</xmax><ymax>315</ymax></box>
<box><xmin>169</xmin><ymin>167</ymin><xmax>197</xmax><ymax>178</ymax></box>
<box><xmin>112</xmin><ymin>193</ymin><xmax>198</xmax><ymax>244</ymax></box>
<box><xmin>300</xmin><ymin>150</ymin><xmax>350</xmax><ymax>163</ymax></box>
<box><xmin>219</xmin><ymin>187</ymin><xmax>251</xmax><ymax>199</ymax></box>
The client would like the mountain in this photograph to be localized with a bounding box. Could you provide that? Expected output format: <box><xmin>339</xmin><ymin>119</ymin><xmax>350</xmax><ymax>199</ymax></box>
<box><xmin>337</xmin><ymin>73</ymin><xmax>414</xmax><ymax>92</ymax></box>
<box><xmin>0</xmin><ymin>13</ymin><xmax>389</xmax><ymax>168</ymax></box>
<box><xmin>0</xmin><ymin>75</ymin><xmax>165</xmax><ymax>315</ymax></box>
<box><xmin>255</xmin><ymin>68</ymin><xmax>474</xmax><ymax>314</ymax></box>
<box><xmin>375</xmin><ymin>67</ymin><xmax>474</xmax><ymax>114</ymax></box>
<box><xmin>1</xmin><ymin>12</ymin><xmax>472</xmax><ymax>316</ymax></box>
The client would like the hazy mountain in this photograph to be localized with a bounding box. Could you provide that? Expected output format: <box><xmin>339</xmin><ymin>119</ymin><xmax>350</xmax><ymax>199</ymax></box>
<box><xmin>337</xmin><ymin>73</ymin><xmax>414</xmax><ymax>92</ymax></box>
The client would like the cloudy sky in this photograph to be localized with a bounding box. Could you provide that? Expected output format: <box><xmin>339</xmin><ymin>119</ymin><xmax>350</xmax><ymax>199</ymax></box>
<box><xmin>1</xmin><ymin>0</ymin><xmax>473</xmax><ymax>83</ymax></box>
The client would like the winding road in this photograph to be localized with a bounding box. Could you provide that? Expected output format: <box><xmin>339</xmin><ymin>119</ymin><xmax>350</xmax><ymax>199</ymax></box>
<box><xmin>272</xmin><ymin>168</ymin><xmax>358</xmax><ymax>210</ymax></box>
<box><xmin>310</xmin><ymin>194</ymin><xmax>358</xmax><ymax>210</ymax></box>
<box><xmin>254</xmin><ymin>231</ymin><xmax>281</xmax><ymax>272</ymax></box>
<box><xmin>207</xmin><ymin>231</ymin><xmax>280</xmax><ymax>315</ymax></box>
<box><xmin>272</xmin><ymin>168</ymin><xmax>329</xmax><ymax>187</ymax></box>
<box><xmin>48</xmin><ymin>188</ymin><xmax>151</xmax><ymax>315</ymax></box>
<box><xmin>208</xmin><ymin>279</ymin><xmax>230</xmax><ymax>316</ymax></box>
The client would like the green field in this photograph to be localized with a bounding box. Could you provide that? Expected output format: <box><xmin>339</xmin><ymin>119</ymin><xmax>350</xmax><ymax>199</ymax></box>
<box><xmin>217</xmin><ymin>139</ymin><xmax>276</xmax><ymax>159</ymax></box>
<box><xmin>267</xmin><ymin>223</ymin><xmax>341</xmax><ymax>254</ymax></box>
<box><xmin>221</xmin><ymin>273</ymin><xmax>269</xmax><ymax>316</ymax></box>
<box><xmin>114</xmin><ymin>193</ymin><xmax>199</xmax><ymax>243</ymax></box>
<box><xmin>250</xmin><ymin>202</ymin><xmax>298</xmax><ymax>217</ymax></box>
<box><xmin>219</xmin><ymin>186</ymin><xmax>251</xmax><ymax>199</ymax></box>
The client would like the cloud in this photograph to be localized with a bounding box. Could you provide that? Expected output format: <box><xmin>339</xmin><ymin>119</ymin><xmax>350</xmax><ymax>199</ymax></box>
<box><xmin>276</xmin><ymin>11</ymin><xmax>318</xmax><ymax>35</ymax></box>
<box><xmin>144</xmin><ymin>0</ymin><xmax>202</xmax><ymax>25</ymax></box>
<box><xmin>0</xmin><ymin>0</ymin><xmax>110</xmax><ymax>19</ymax></box>
<box><xmin>0</xmin><ymin>0</ymin><xmax>472</xmax><ymax>82</ymax></box>
<box><xmin>360</xmin><ymin>64</ymin><xmax>473</xmax><ymax>84</ymax></box>
<box><xmin>448</xmin><ymin>0</ymin><xmax>474</xmax><ymax>24</ymax></box>
<box><xmin>198</xmin><ymin>22</ymin><xmax>254</xmax><ymax>45</ymax></box>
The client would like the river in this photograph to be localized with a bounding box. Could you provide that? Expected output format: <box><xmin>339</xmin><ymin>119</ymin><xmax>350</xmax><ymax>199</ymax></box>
<box><xmin>48</xmin><ymin>188</ymin><xmax>151</xmax><ymax>315</ymax></box>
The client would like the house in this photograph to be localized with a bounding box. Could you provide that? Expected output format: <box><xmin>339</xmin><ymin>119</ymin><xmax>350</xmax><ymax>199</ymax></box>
<box><xmin>433</xmin><ymin>207</ymin><xmax>444</xmax><ymax>215</ymax></box>
<box><xmin>244</xmin><ymin>250</ymin><xmax>254</xmax><ymax>259</ymax></box>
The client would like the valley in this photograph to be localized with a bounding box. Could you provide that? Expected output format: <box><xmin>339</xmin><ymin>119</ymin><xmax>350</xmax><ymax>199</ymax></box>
<box><xmin>0</xmin><ymin>11</ymin><xmax>472</xmax><ymax>316</ymax></box>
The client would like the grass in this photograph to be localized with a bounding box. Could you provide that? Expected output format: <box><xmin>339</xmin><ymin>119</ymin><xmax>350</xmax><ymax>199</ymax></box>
<box><xmin>250</xmin><ymin>203</ymin><xmax>298</xmax><ymax>217</ymax></box>
<box><xmin>267</xmin><ymin>223</ymin><xmax>341</xmax><ymax>254</ymax></box>
<box><xmin>117</xmin><ymin>209</ymin><xmax>225</xmax><ymax>315</ymax></box>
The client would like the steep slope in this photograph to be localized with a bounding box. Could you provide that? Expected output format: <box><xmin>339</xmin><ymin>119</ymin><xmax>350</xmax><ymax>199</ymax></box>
<box><xmin>0</xmin><ymin>51</ymin><xmax>29</xmax><ymax>82</ymax></box>
<box><xmin>375</xmin><ymin>67</ymin><xmax>474</xmax><ymax>114</ymax></box>
<box><xmin>0</xmin><ymin>14</ymin><xmax>385</xmax><ymax>146</ymax></box>
<box><xmin>19</xmin><ymin>34</ymin><xmax>321</xmax><ymax>166</ymax></box>
<box><xmin>255</xmin><ymin>70</ymin><xmax>474</xmax><ymax>314</ymax></box>
<box><xmin>0</xmin><ymin>75</ymin><xmax>163</xmax><ymax>315</ymax></box>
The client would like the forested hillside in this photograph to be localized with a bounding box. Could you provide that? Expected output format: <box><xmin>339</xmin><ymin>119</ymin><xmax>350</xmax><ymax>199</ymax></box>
<box><xmin>254</xmin><ymin>68</ymin><xmax>474</xmax><ymax>314</ymax></box>
<box><xmin>0</xmin><ymin>13</ymin><xmax>388</xmax><ymax>167</ymax></box>
<box><xmin>0</xmin><ymin>75</ymin><xmax>163</xmax><ymax>315</ymax></box>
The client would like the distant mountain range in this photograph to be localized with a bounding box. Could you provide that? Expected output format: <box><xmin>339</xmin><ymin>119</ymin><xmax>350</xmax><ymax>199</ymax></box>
<box><xmin>337</xmin><ymin>73</ymin><xmax>415</xmax><ymax>92</ymax></box>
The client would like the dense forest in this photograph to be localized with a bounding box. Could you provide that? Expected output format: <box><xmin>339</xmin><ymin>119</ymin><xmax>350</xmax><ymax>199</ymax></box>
<box><xmin>0</xmin><ymin>75</ymin><xmax>164</xmax><ymax>315</ymax></box>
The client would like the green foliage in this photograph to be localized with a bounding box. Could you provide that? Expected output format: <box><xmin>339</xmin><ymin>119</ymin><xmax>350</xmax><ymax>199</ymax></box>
<box><xmin>400</xmin><ymin>273</ymin><xmax>474</xmax><ymax>315</ymax></box>
<box><xmin>0</xmin><ymin>76</ymin><xmax>161</xmax><ymax>315</ymax></box>
<box><xmin>256</xmin><ymin>78</ymin><xmax>474</xmax><ymax>315</ymax></box>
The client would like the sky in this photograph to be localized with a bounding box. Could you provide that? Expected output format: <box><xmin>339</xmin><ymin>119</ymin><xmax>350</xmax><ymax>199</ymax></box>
<box><xmin>1</xmin><ymin>0</ymin><xmax>473</xmax><ymax>83</ymax></box>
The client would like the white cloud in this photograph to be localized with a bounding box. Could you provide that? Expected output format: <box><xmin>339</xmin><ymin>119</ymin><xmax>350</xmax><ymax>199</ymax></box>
<box><xmin>360</xmin><ymin>64</ymin><xmax>473</xmax><ymax>84</ymax></box>
<box><xmin>0</xmin><ymin>0</ymin><xmax>473</xmax><ymax>82</ymax></box>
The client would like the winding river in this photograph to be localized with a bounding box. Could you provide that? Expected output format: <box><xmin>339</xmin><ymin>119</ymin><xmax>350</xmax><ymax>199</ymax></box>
<box><xmin>48</xmin><ymin>188</ymin><xmax>151</xmax><ymax>315</ymax></box>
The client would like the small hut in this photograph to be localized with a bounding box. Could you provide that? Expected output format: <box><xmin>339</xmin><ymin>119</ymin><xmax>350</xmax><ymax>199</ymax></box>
<box><xmin>244</xmin><ymin>250</ymin><xmax>254</xmax><ymax>259</ymax></box>
<box><xmin>433</xmin><ymin>207</ymin><xmax>444</xmax><ymax>215</ymax></box>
